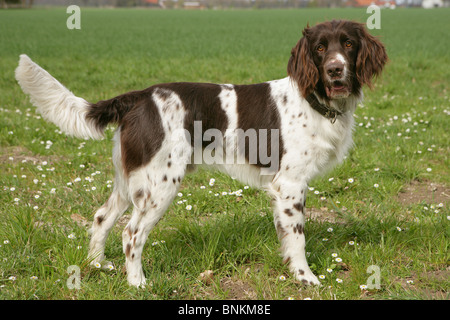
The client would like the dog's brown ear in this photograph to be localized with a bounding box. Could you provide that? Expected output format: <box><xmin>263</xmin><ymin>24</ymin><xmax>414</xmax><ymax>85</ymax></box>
<box><xmin>287</xmin><ymin>27</ymin><xmax>319</xmax><ymax>98</ymax></box>
<box><xmin>355</xmin><ymin>23</ymin><xmax>388</xmax><ymax>88</ymax></box>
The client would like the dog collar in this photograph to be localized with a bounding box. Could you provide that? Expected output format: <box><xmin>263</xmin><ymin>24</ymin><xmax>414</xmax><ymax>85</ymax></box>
<box><xmin>306</xmin><ymin>93</ymin><xmax>343</xmax><ymax>124</ymax></box>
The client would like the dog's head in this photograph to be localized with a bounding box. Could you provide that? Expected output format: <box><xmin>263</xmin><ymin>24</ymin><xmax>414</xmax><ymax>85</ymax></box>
<box><xmin>287</xmin><ymin>20</ymin><xmax>388</xmax><ymax>101</ymax></box>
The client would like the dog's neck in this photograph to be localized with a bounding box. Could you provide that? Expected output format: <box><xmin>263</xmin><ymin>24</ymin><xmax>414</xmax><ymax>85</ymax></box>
<box><xmin>306</xmin><ymin>93</ymin><xmax>342</xmax><ymax>123</ymax></box>
<box><xmin>307</xmin><ymin>91</ymin><xmax>361</xmax><ymax>123</ymax></box>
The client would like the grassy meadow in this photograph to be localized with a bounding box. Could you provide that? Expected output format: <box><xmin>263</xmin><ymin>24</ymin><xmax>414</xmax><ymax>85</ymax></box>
<box><xmin>0</xmin><ymin>8</ymin><xmax>449</xmax><ymax>300</ymax></box>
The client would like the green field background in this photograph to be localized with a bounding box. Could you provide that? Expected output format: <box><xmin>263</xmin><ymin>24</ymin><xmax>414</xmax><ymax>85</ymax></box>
<box><xmin>0</xmin><ymin>8</ymin><xmax>448</xmax><ymax>300</ymax></box>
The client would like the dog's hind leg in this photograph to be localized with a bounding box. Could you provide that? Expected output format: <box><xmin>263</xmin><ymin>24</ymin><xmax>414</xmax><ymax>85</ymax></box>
<box><xmin>88</xmin><ymin>189</ymin><xmax>129</xmax><ymax>268</ymax></box>
<box><xmin>121</xmin><ymin>160</ymin><xmax>186</xmax><ymax>287</ymax></box>
<box><xmin>88</xmin><ymin>130</ymin><xmax>130</xmax><ymax>268</ymax></box>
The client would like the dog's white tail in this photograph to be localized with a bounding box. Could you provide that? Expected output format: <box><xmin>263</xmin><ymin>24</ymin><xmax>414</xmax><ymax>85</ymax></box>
<box><xmin>15</xmin><ymin>54</ymin><xmax>104</xmax><ymax>140</ymax></box>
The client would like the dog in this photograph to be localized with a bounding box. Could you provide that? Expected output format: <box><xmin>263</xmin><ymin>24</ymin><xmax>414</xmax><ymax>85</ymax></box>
<box><xmin>15</xmin><ymin>20</ymin><xmax>387</xmax><ymax>287</ymax></box>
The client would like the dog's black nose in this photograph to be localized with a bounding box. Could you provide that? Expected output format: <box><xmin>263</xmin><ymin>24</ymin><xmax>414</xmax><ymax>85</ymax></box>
<box><xmin>326</xmin><ymin>61</ymin><xmax>344</xmax><ymax>78</ymax></box>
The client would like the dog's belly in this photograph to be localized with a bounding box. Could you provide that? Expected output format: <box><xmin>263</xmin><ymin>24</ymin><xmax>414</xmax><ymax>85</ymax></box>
<box><xmin>201</xmin><ymin>162</ymin><xmax>275</xmax><ymax>190</ymax></box>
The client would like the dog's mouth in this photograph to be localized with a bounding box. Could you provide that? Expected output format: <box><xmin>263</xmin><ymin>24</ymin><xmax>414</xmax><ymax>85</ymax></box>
<box><xmin>325</xmin><ymin>81</ymin><xmax>350</xmax><ymax>99</ymax></box>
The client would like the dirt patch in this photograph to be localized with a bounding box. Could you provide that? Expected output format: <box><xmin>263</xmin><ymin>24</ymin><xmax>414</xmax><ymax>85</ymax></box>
<box><xmin>219</xmin><ymin>277</ymin><xmax>257</xmax><ymax>300</ymax></box>
<box><xmin>420</xmin><ymin>269</ymin><xmax>450</xmax><ymax>283</ymax></box>
<box><xmin>393</xmin><ymin>268</ymin><xmax>450</xmax><ymax>300</ymax></box>
<box><xmin>397</xmin><ymin>180</ymin><xmax>449</xmax><ymax>206</ymax></box>
<box><xmin>306</xmin><ymin>207</ymin><xmax>341</xmax><ymax>224</ymax></box>
<box><xmin>194</xmin><ymin>274</ymin><xmax>257</xmax><ymax>300</ymax></box>
<box><xmin>0</xmin><ymin>146</ymin><xmax>63</xmax><ymax>165</ymax></box>
<box><xmin>0</xmin><ymin>146</ymin><xmax>39</xmax><ymax>164</ymax></box>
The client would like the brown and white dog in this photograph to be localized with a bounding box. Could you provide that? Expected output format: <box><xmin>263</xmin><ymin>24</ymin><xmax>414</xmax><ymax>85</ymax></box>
<box><xmin>16</xmin><ymin>20</ymin><xmax>387</xmax><ymax>287</ymax></box>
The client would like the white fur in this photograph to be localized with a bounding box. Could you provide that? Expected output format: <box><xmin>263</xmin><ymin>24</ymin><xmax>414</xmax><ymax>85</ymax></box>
<box><xmin>15</xmin><ymin>55</ymin><xmax>103</xmax><ymax>140</ymax></box>
<box><xmin>334</xmin><ymin>53</ymin><xmax>347</xmax><ymax>66</ymax></box>
<box><xmin>328</xmin><ymin>53</ymin><xmax>348</xmax><ymax>80</ymax></box>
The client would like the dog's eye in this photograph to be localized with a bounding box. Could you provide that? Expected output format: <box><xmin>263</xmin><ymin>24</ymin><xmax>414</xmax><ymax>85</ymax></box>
<box><xmin>316</xmin><ymin>44</ymin><xmax>325</xmax><ymax>52</ymax></box>
<box><xmin>345</xmin><ymin>40</ymin><xmax>352</xmax><ymax>48</ymax></box>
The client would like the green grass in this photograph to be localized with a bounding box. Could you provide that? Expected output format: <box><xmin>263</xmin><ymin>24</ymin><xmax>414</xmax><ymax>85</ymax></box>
<box><xmin>0</xmin><ymin>8</ymin><xmax>449</xmax><ymax>300</ymax></box>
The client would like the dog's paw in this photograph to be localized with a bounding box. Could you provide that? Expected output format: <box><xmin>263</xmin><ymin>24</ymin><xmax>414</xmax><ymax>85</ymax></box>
<box><xmin>295</xmin><ymin>269</ymin><xmax>321</xmax><ymax>286</ymax></box>
<box><xmin>127</xmin><ymin>271</ymin><xmax>147</xmax><ymax>288</ymax></box>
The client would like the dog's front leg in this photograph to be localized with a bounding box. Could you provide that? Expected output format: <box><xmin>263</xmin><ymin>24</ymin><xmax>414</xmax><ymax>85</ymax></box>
<box><xmin>270</xmin><ymin>180</ymin><xmax>320</xmax><ymax>286</ymax></box>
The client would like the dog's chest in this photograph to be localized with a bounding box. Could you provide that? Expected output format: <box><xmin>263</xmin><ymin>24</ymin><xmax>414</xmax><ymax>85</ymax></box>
<box><xmin>272</xmin><ymin>80</ymin><xmax>355</xmax><ymax>181</ymax></box>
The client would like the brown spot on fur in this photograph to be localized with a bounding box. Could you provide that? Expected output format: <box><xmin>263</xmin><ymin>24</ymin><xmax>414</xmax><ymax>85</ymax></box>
<box><xmin>293</xmin><ymin>202</ymin><xmax>304</xmax><ymax>213</ymax></box>
<box><xmin>125</xmin><ymin>243</ymin><xmax>131</xmax><ymax>258</ymax></box>
<box><xmin>294</xmin><ymin>223</ymin><xmax>304</xmax><ymax>234</ymax></box>
<box><xmin>235</xmin><ymin>83</ymin><xmax>284</xmax><ymax>169</ymax></box>
<box><xmin>276</xmin><ymin>221</ymin><xmax>286</xmax><ymax>238</ymax></box>
<box><xmin>96</xmin><ymin>215</ymin><xmax>104</xmax><ymax>225</ymax></box>
<box><xmin>119</xmin><ymin>90</ymin><xmax>165</xmax><ymax>175</ymax></box>
<box><xmin>134</xmin><ymin>189</ymin><xmax>144</xmax><ymax>200</ymax></box>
